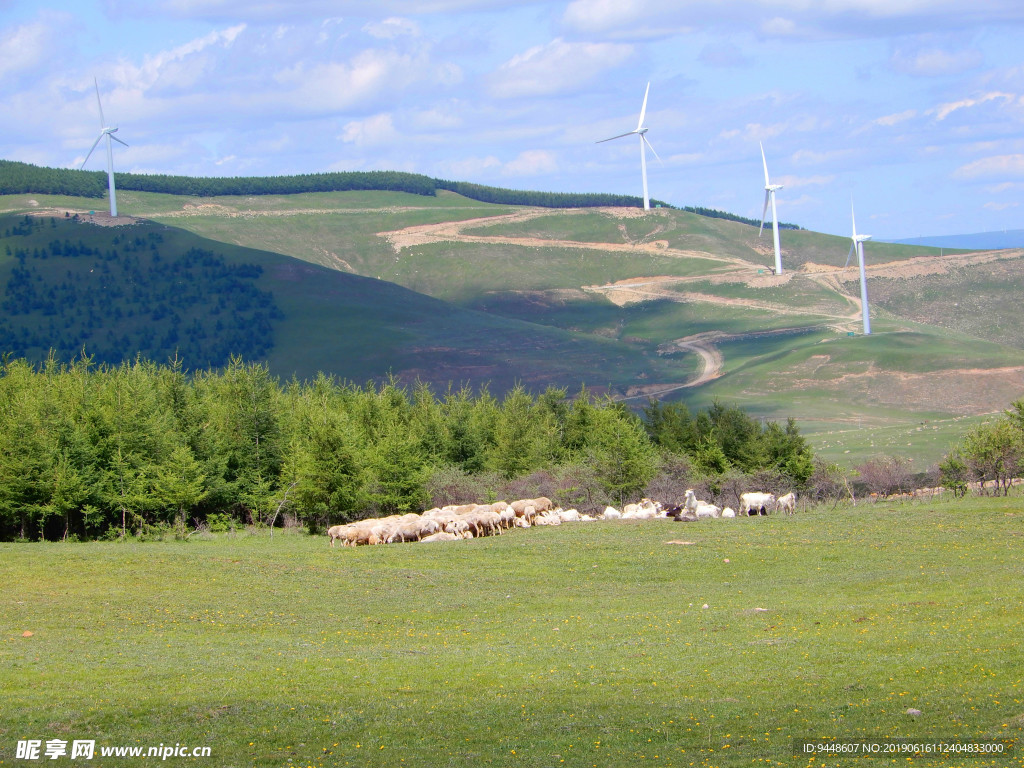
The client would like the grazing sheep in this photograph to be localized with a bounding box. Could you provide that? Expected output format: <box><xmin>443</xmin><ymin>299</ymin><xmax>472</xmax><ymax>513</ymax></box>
<box><xmin>444</xmin><ymin>518</ymin><xmax>471</xmax><ymax>537</ymax></box>
<box><xmin>721</xmin><ymin>507</ymin><xmax>736</xmax><ymax>518</ymax></box>
<box><xmin>695</xmin><ymin>502</ymin><xmax>721</xmax><ymax>519</ymax></box>
<box><xmin>602</xmin><ymin>506</ymin><xmax>622</xmax><ymax>520</ymax></box>
<box><xmin>420</xmin><ymin>531</ymin><xmax>460</xmax><ymax>543</ymax></box>
<box><xmin>327</xmin><ymin>524</ymin><xmax>345</xmax><ymax>547</ymax></box>
<box><xmin>776</xmin><ymin>492</ymin><xmax>796</xmax><ymax>515</ymax></box>
<box><xmin>335</xmin><ymin>519</ymin><xmax>382</xmax><ymax>547</ymax></box>
<box><xmin>739</xmin><ymin>491</ymin><xmax>776</xmax><ymax>516</ymax></box>
<box><xmin>622</xmin><ymin>498</ymin><xmax>662</xmax><ymax>520</ymax></box>
<box><xmin>533</xmin><ymin>512</ymin><xmax>562</xmax><ymax>526</ymax></box>
<box><xmin>386</xmin><ymin>516</ymin><xmax>428</xmax><ymax>544</ymax></box>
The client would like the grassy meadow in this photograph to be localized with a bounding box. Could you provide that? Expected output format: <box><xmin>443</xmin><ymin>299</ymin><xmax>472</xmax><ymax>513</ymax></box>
<box><xmin>3</xmin><ymin>495</ymin><xmax>1023</xmax><ymax>767</ymax></box>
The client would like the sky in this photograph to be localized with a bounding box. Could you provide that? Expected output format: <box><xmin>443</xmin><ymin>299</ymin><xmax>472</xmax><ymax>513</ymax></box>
<box><xmin>1</xmin><ymin>0</ymin><xmax>1023</xmax><ymax>239</ymax></box>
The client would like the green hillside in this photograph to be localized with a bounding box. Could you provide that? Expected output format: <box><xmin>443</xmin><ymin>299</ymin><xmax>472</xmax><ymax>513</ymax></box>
<box><xmin>0</xmin><ymin>211</ymin><xmax>698</xmax><ymax>393</ymax></box>
<box><xmin>1</xmin><ymin>185</ymin><xmax>1022</xmax><ymax>467</ymax></box>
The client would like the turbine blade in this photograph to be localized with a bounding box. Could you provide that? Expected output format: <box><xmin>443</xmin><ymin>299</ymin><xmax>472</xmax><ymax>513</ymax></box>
<box><xmin>596</xmin><ymin>130</ymin><xmax>638</xmax><ymax>144</ymax></box>
<box><xmin>111</xmin><ymin>134</ymin><xmax>129</xmax><ymax>148</ymax></box>
<box><xmin>759</xmin><ymin>190</ymin><xmax>770</xmax><ymax>236</ymax></box>
<box><xmin>760</xmin><ymin>142</ymin><xmax>770</xmax><ymax>187</ymax></box>
<box><xmin>850</xmin><ymin>200</ymin><xmax>858</xmax><ymax>240</ymax></box>
<box><xmin>94</xmin><ymin>77</ymin><xmax>106</xmax><ymax>127</ymax></box>
<box><xmin>637</xmin><ymin>81</ymin><xmax>650</xmax><ymax>131</ymax></box>
<box><xmin>642</xmin><ymin>134</ymin><xmax>662</xmax><ymax>164</ymax></box>
<box><xmin>845</xmin><ymin>242</ymin><xmax>855</xmax><ymax>269</ymax></box>
<box><xmin>82</xmin><ymin>134</ymin><xmax>103</xmax><ymax>168</ymax></box>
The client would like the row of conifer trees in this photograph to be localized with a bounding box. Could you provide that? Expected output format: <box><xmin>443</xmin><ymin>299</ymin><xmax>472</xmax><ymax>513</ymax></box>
<box><xmin>0</xmin><ymin>355</ymin><xmax>817</xmax><ymax>541</ymax></box>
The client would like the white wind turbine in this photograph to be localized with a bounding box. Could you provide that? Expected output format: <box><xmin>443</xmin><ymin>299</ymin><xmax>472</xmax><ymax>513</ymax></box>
<box><xmin>759</xmin><ymin>142</ymin><xmax>784</xmax><ymax>274</ymax></box>
<box><xmin>81</xmin><ymin>78</ymin><xmax>128</xmax><ymax>218</ymax></box>
<box><xmin>846</xmin><ymin>202</ymin><xmax>872</xmax><ymax>335</ymax></box>
<box><xmin>597</xmin><ymin>82</ymin><xmax>661</xmax><ymax>211</ymax></box>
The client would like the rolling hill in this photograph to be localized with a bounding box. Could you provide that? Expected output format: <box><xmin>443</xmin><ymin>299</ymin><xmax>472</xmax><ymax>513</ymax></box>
<box><xmin>1</xmin><ymin>184</ymin><xmax>1022</xmax><ymax>468</ymax></box>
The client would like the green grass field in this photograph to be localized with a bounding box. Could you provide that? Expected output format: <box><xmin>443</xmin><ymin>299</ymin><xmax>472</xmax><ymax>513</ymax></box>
<box><xmin>3</xmin><ymin>496</ymin><xmax>1023</xmax><ymax>767</ymax></box>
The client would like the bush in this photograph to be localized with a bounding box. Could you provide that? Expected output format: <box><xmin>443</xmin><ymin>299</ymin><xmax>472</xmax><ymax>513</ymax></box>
<box><xmin>206</xmin><ymin>512</ymin><xmax>235</xmax><ymax>533</ymax></box>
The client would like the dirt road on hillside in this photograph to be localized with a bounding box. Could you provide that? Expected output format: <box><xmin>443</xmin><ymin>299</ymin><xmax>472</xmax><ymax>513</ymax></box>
<box><xmin>378</xmin><ymin>208</ymin><xmax>755</xmax><ymax>269</ymax></box>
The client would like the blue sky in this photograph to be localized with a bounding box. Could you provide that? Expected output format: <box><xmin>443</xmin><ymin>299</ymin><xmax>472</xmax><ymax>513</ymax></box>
<box><xmin>1</xmin><ymin>0</ymin><xmax>1022</xmax><ymax>238</ymax></box>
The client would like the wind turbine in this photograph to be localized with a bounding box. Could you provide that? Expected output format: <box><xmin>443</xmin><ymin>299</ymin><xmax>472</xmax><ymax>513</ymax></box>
<box><xmin>597</xmin><ymin>82</ymin><xmax>661</xmax><ymax>211</ymax></box>
<box><xmin>82</xmin><ymin>78</ymin><xmax>128</xmax><ymax>218</ymax></box>
<box><xmin>759</xmin><ymin>142</ymin><xmax>783</xmax><ymax>274</ymax></box>
<box><xmin>846</xmin><ymin>202</ymin><xmax>872</xmax><ymax>335</ymax></box>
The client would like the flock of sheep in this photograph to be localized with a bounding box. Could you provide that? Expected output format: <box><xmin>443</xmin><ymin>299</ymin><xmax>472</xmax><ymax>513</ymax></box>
<box><xmin>327</xmin><ymin>490</ymin><xmax>796</xmax><ymax>547</ymax></box>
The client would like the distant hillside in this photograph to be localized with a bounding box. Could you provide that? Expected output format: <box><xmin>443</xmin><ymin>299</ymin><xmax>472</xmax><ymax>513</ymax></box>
<box><xmin>2</xmin><ymin>186</ymin><xmax>1022</xmax><ymax>467</ymax></box>
<box><xmin>0</xmin><ymin>159</ymin><xmax>668</xmax><ymax>211</ymax></box>
<box><xmin>0</xmin><ymin>159</ymin><xmax>803</xmax><ymax>227</ymax></box>
<box><xmin>889</xmin><ymin>230</ymin><xmax>1024</xmax><ymax>250</ymax></box>
<box><xmin>0</xmin><ymin>211</ymin><xmax>698</xmax><ymax>392</ymax></box>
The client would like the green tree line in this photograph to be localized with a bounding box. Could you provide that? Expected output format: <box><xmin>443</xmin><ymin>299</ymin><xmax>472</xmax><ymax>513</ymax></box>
<box><xmin>0</xmin><ymin>160</ymin><xmax>665</xmax><ymax>209</ymax></box>
<box><xmin>0</xmin><ymin>355</ymin><xmax>815</xmax><ymax>541</ymax></box>
<box><xmin>3</xmin><ymin>159</ymin><xmax>815</xmax><ymax>226</ymax></box>
<box><xmin>682</xmin><ymin>205</ymin><xmax>802</xmax><ymax>231</ymax></box>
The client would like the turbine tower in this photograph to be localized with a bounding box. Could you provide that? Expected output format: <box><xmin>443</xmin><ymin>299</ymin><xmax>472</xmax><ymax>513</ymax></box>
<box><xmin>759</xmin><ymin>142</ymin><xmax>784</xmax><ymax>274</ymax></box>
<box><xmin>597</xmin><ymin>82</ymin><xmax>661</xmax><ymax>211</ymax></box>
<box><xmin>846</xmin><ymin>202</ymin><xmax>872</xmax><ymax>335</ymax></box>
<box><xmin>82</xmin><ymin>78</ymin><xmax>128</xmax><ymax>218</ymax></box>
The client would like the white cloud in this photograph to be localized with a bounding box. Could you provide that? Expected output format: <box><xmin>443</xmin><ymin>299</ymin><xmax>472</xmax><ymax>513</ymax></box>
<box><xmin>488</xmin><ymin>37</ymin><xmax>633</xmax><ymax>98</ymax></box>
<box><xmin>983</xmin><ymin>201</ymin><xmax>1019</xmax><ymax>211</ymax></box>
<box><xmin>0</xmin><ymin>16</ymin><xmax>64</xmax><ymax>80</ymax></box>
<box><xmin>410</xmin><ymin>105</ymin><xmax>463</xmax><ymax>131</ymax></box>
<box><xmin>562</xmin><ymin>0</ymin><xmax>653</xmax><ymax>35</ymax></box>
<box><xmin>339</xmin><ymin>113</ymin><xmax>398</xmax><ymax>146</ymax></box>
<box><xmin>791</xmin><ymin>148</ymin><xmax>852</xmax><ymax>166</ymax></box>
<box><xmin>761</xmin><ymin>16</ymin><xmax>799</xmax><ymax>36</ymax></box>
<box><xmin>561</xmin><ymin>0</ymin><xmax>1024</xmax><ymax>41</ymax></box>
<box><xmin>274</xmin><ymin>48</ymin><xmax>432</xmax><ymax>112</ymax></box>
<box><xmin>890</xmin><ymin>45</ymin><xmax>982</xmax><ymax>77</ymax></box>
<box><xmin>929</xmin><ymin>91</ymin><xmax>1016</xmax><ymax>120</ymax></box>
<box><xmin>502</xmin><ymin>149</ymin><xmax>557</xmax><ymax>176</ymax></box>
<box><xmin>953</xmin><ymin>154</ymin><xmax>1024</xmax><ymax>179</ymax></box>
<box><xmin>113</xmin><ymin>23</ymin><xmax>246</xmax><ymax>94</ymax></box>
<box><xmin>362</xmin><ymin>17</ymin><xmax>420</xmax><ymax>39</ymax></box>
<box><xmin>873</xmin><ymin>109</ymin><xmax>917</xmax><ymax>127</ymax></box>
<box><xmin>777</xmin><ymin>174</ymin><xmax>835</xmax><ymax>188</ymax></box>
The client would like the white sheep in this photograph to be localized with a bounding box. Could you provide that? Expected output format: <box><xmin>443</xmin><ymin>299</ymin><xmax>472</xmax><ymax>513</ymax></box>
<box><xmin>602</xmin><ymin>506</ymin><xmax>622</xmax><ymax>520</ymax></box>
<box><xmin>684</xmin><ymin>489</ymin><xmax>721</xmax><ymax>519</ymax></box>
<box><xmin>776</xmin><ymin>492</ymin><xmax>796</xmax><ymax>515</ymax></box>
<box><xmin>420</xmin><ymin>531</ymin><xmax>460</xmax><ymax>543</ymax></box>
<box><xmin>739</xmin><ymin>491</ymin><xmax>776</xmax><ymax>516</ymax></box>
